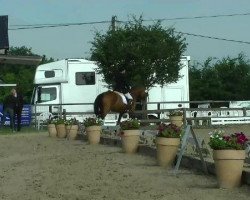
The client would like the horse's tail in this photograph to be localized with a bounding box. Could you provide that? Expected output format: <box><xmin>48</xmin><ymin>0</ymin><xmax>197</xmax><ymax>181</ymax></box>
<box><xmin>94</xmin><ymin>93</ymin><xmax>104</xmax><ymax>118</ymax></box>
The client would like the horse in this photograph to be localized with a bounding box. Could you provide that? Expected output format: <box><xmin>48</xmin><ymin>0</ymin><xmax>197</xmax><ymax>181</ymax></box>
<box><xmin>94</xmin><ymin>87</ymin><xmax>148</xmax><ymax>124</ymax></box>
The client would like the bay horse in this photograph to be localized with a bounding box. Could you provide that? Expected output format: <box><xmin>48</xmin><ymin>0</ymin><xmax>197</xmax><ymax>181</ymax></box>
<box><xmin>94</xmin><ymin>87</ymin><xmax>148</xmax><ymax>124</ymax></box>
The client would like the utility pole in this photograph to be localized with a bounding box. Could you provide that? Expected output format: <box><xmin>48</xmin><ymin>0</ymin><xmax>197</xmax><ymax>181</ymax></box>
<box><xmin>111</xmin><ymin>15</ymin><xmax>116</xmax><ymax>31</ymax></box>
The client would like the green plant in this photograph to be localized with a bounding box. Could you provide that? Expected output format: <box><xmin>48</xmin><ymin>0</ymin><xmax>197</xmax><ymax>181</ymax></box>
<box><xmin>65</xmin><ymin>118</ymin><xmax>78</xmax><ymax>126</ymax></box>
<box><xmin>169</xmin><ymin>110</ymin><xmax>183</xmax><ymax>116</ymax></box>
<box><xmin>55</xmin><ymin>117</ymin><xmax>66</xmax><ymax>125</ymax></box>
<box><xmin>47</xmin><ymin>118</ymin><xmax>57</xmax><ymax>125</ymax></box>
<box><xmin>208</xmin><ymin>130</ymin><xmax>249</xmax><ymax>150</ymax></box>
<box><xmin>83</xmin><ymin>117</ymin><xmax>103</xmax><ymax>127</ymax></box>
<box><xmin>157</xmin><ymin>123</ymin><xmax>182</xmax><ymax>138</ymax></box>
<box><xmin>120</xmin><ymin>118</ymin><xmax>140</xmax><ymax>130</ymax></box>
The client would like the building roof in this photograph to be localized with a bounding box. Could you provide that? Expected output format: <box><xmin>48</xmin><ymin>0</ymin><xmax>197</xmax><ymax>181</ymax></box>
<box><xmin>0</xmin><ymin>55</ymin><xmax>42</xmax><ymax>65</ymax></box>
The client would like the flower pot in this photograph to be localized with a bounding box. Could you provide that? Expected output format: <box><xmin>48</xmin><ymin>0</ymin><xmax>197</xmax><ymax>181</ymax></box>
<box><xmin>121</xmin><ymin>130</ymin><xmax>140</xmax><ymax>154</ymax></box>
<box><xmin>213</xmin><ymin>150</ymin><xmax>245</xmax><ymax>188</ymax></box>
<box><xmin>86</xmin><ymin>125</ymin><xmax>102</xmax><ymax>144</ymax></box>
<box><xmin>156</xmin><ymin>137</ymin><xmax>180</xmax><ymax>168</ymax></box>
<box><xmin>48</xmin><ymin>124</ymin><xmax>57</xmax><ymax>137</ymax></box>
<box><xmin>169</xmin><ymin>115</ymin><xmax>183</xmax><ymax>127</ymax></box>
<box><xmin>56</xmin><ymin>124</ymin><xmax>67</xmax><ymax>138</ymax></box>
<box><xmin>66</xmin><ymin>125</ymin><xmax>79</xmax><ymax>140</ymax></box>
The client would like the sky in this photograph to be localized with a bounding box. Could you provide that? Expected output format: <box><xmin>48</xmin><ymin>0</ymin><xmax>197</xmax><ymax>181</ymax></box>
<box><xmin>0</xmin><ymin>0</ymin><xmax>250</xmax><ymax>63</ymax></box>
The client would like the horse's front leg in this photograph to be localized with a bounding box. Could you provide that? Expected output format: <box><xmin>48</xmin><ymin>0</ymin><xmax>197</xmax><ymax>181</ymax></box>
<box><xmin>117</xmin><ymin>113</ymin><xmax>122</xmax><ymax>125</ymax></box>
<box><xmin>127</xmin><ymin>101</ymin><xmax>136</xmax><ymax>119</ymax></box>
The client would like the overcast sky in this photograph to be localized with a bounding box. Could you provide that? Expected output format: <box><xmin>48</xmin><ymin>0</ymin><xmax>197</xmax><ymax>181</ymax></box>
<box><xmin>1</xmin><ymin>0</ymin><xmax>250</xmax><ymax>63</ymax></box>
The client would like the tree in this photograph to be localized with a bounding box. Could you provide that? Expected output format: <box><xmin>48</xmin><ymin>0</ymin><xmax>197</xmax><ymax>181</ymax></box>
<box><xmin>214</xmin><ymin>54</ymin><xmax>250</xmax><ymax>100</ymax></box>
<box><xmin>91</xmin><ymin>16</ymin><xmax>187</xmax><ymax>89</ymax></box>
<box><xmin>189</xmin><ymin>65</ymin><xmax>203</xmax><ymax>101</ymax></box>
<box><xmin>189</xmin><ymin>54</ymin><xmax>250</xmax><ymax>101</ymax></box>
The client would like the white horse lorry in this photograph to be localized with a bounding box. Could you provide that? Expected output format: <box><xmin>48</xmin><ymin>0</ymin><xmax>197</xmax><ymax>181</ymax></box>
<box><xmin>31</xmin><ymin>57</ymin><xmax>190</xmax><ymax>126</ymax></box>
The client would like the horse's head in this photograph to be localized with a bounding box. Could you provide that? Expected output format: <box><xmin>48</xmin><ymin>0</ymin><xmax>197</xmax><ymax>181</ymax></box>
<box><xmin>130</xmin><ymin>86</ymin><xmax>148</xmax><ymax>101</ymax></box>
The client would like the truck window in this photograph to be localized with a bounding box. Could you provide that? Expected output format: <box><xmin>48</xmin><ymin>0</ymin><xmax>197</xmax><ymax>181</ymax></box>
<box><xmin>44</xmin><ymin>70</ymin><xmax>55</xmax><ymax>78</ymax></box>
<box><xmin>75</xmin><ymin>72</ymin><xmax>95</xmax><ymax>85</ymax></box>
<box><xmin>37</xmin><ymin>87</ymin><xmax>57</xmax><ymax>103</ymax></box>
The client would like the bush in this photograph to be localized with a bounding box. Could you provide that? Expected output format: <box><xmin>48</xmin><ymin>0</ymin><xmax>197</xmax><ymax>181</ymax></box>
<box><xmin>47</xmin><ymin>118</ymin><xmax>57</xmax><ymax>125</ymax></box>
<box><xmin>157</xmin><ymin>123</ymin><xmax>182</xmax><ymax>138</ymax></box>
<box><xmin>83</xmin><ymin>117</ymin><xmax>103</xmax><ymax>127</ymax></box>
<box><xmin>55</xmin><ymin>117</ymin><xmax>66</xmax><ymax>125</ymax></box>
<box><xmin>65</xmin><ymin>118</ymin><xmax>78</xmax><ymax>126</ymax></box>
<box><xmin>208</xmin><ymin>130</ymin><xmax>248</xmax><ymax>150</ymax></box>
<box><xmin>169</xmin><ymin>110</ymin><xmax>183</xmax><ymax>116</ymax></box>
<box><xmin>120</xmin><ymin>118</ymin><xmax>140</xmax><ymax>130</ymax></box>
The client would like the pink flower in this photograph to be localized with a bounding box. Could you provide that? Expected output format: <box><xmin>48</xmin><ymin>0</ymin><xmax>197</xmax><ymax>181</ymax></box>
<box><xmin>223</xmin><ymin>136</ymin><xmax>231</xmax><ymax>141</ymax></box>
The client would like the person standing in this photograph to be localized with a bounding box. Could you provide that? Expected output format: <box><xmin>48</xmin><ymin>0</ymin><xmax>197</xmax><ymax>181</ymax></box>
<box><xmin>15</xmin><ymin>85</ymin><xmax>24</xmax><ymax>132</ymax></box>
<box><xmin>2</xmin><ymin>88</ymin><xmax>17</xmax><ymax>132</ymax></box>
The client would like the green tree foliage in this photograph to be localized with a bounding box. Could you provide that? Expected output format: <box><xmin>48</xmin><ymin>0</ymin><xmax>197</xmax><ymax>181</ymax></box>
<box><xmin>189</xmin><ymin>54</ymin><xmax>250</xmax><ymax>101</ymax></box>
<box><xmin>8</xmin><ymin>46</ymin><xmax>35</xmax><ymax>56</ymax></box>
<box><xmin>91</xmin><ymin>16</ymin><xmax>187</xmax><ymax>89</ymax></box>
<box><xmin>0</xmin><ymin>46</ymin><xmax>54</xmax><ymax>103</ymax></box>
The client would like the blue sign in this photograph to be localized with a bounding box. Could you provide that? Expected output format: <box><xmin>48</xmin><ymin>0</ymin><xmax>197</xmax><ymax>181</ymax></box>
<box><xmin>0</xmin><ymin>104</ymin><xmax>31</xmax><ymax>126</ymax></box>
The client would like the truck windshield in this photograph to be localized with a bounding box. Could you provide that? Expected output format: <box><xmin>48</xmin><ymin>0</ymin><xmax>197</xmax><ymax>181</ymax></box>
<box><xmin>37</xmin><ymin>87</ymin><xmax>57</xmax><ymax>103</ymax></box>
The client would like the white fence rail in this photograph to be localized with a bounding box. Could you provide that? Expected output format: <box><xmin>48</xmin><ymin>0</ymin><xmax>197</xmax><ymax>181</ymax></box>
<box><xmin>211</xmin><ymin>117</ymin><xmax>250</xmax><ymax>125</ymax></box>
<box><xmin>31</xmin><ymin>101</ymin><xmax>250</xmax><ymax>128</ymax></box>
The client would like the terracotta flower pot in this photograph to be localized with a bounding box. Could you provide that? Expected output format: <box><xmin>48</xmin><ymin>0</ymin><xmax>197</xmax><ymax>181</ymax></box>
<box><xmin>48</xmin><ymin>124</ymin><xmax>57</xmax><ymax>137</ymax></box>
<box><xmin>121</xmin><ymin>130</ymin><xmax>140</xmax><ymax>154</ymax></box>
<box><xmin>213</xmin><ymin>150</ymin><xmax>245</xmax><ymax>188</ymax></box>
<box><xmin>169</xmin><ymin>115</ymin><xmax>183</xmax><ymax>127</ymax></box>
<box><xmin>56</xmin><ymin>124</ymin><xmax>67</xmax><ymax>138</ymax></box>
<box><xmin>86</xmin><ymin>125</ymin><xmax>102</xmax><ymax>144</ymax></box>
<box><xmin>66</xmin><ymin>125</ymin><xmax>79</xmax><ymax>140</ymax></box>
<box><xmin>156</xmin><ymin>137</ymin><xmax>180</xmax><ymax>168</ymax></box>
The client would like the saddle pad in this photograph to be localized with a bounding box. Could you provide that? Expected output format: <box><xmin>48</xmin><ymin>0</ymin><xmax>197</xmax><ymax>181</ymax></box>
<box><xmin>113</xmin><ymin>91</ymin><xmax>127</xmax><ymax>104</ymax></box>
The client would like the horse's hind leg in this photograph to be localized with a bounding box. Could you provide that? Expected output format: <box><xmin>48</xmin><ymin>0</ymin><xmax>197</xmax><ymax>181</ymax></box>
<box><xmin>101</xmin><ymin>105</ymin><xmax>110</xmax><ymax>120</ymax></box>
